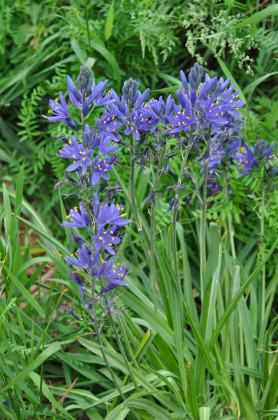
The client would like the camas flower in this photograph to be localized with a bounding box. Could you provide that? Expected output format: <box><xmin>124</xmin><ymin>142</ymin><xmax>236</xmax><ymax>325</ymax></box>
<box><xmin>68</xmin><ymin>272</ymin><xmax>86</xmax><ymax>305</ymax></box>
<box><xmin>45</xmin><ymin>92</ymin><xmax>77</xmax><ymax>130</ymax></box>
<box><xmin>206</xmin><ymin>138</ymin><xmax>226</xmax><ymax>171</ymax></box>
<box><xmin>124</xmin><ymin>108</ymin><xmax>157</xmax><ymax>139</ymax></box>
<box><xmin>65</xmin><ymin>244</ymin><xmax>95</xmax><ymax>270</ymax></box>
<box><xmin>144</xmin><ymin>95</ymin><xmax>175</xmax><ymax>124</ymax></box>
<box><xmin>67</xmin><ymin>76</ymin><xmax>115</xmax><ymax>117</ymax></box>
<box><xmin>168</xmin><ymin>102</ymin><xmax>196</xmax><ymax>134</ymax></box>
<box><xmin>171</xmin><ymin>65</ymin><xmax>244</xmax><ymax>135</ymax></box>
<box><xmin>227</xmin><ymin>140</ymin><xmax>254</xmax><ymax>176</ymax></box>
<box><xmin>97</xmin><ymin>260</ymin><xmax>128</xmax><ymax>294</ymax></box>
<box><xmin>59</xmin><ymin>137</ymin><xmax>93</xmax><ymax>175</ymax></box>
<box><xmin>62</xmin><ymin>203</ymin><xmax>91</xmax><ymax>228</ymax></box>
<box><xmin>91</xmin><ymin>157</ymin><xmax>114</xmax><ymax>185</ymax></box>
<box><xmin>253</xmin><ymin>141</ymin><xmax>274</xmax><ymax>163</ymax></box>
<box><xmin>253</xmin><ymin>141</ymin><xmax>278</xmax><ymax>175</ymax></box>
<box><xmin>96</xmin><ymin>104</ymin><xmax>122</xmax><ymax>139</ymax></box>
<box><xmin>96</xmin><ymin>202</ymin><xmax>129</xmax><ymax>228</ymax></box>
<box><xmin>93</xmin><ymin>227</ymin><xmax>121</xmax><ymax>255</ymax></box>
<box><xmin>83</xmin><ymin>124</ymin><xmax>100</xmax><ymax>148</ymax></box>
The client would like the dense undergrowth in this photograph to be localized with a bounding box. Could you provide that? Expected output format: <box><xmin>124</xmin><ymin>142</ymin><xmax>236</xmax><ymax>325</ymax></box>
<box><xmin>0</xmin><ymin>1</ymin><xmax>278</xmax><ymax>419</ymax></box>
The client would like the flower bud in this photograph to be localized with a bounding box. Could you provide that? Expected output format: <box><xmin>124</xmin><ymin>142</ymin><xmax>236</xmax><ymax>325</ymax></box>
<box><xmin>122</xmin><ymin>78</ymin><xmax>139</xmax><ymax>106</ymax></box>
<box><xmin>77</xmin><ymin>65</ymin><xmax>93</xmax><ymax>95</ymax></box>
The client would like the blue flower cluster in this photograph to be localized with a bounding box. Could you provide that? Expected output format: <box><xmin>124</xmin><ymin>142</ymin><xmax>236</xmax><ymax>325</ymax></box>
<box><xmin>47</xmin><ymin>63</ymin><xmax>248</xmax><ymax>165</ymax></box>
<box><xmin>46</xmin><ymin>66</ymin><xmax>132</xmax><ymax>310</ymax></box>
<box><xmin>206</xmin><ymin>138</ymin><xmax>277</xmax><ymax>178</ymax></box>
<box><xmin>46</xmin><ymin>64</ymin><xmax>276</xmax><ymax>305</ymax></box>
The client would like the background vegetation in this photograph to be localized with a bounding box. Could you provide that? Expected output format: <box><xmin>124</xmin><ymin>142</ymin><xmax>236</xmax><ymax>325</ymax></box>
<box><xmin>0</xmin><ymin>0</ymin><xmax>277</xmax><ymax>419</ymax></box>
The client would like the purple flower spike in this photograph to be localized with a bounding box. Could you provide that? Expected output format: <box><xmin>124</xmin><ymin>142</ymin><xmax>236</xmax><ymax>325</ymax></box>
<box><xmin>45</xmin><ymin>92</ymin><xmax>77</xmax><ymax>130</ymax></box>
<box><xmin>67</xmin><ymin>76</ymin><xmax>115</xmax><ymax>116</ymax></box>
<box><xmin>207</xmin><ymin>139</ymin><xmax>226</xmax><ymax>170</ymax></box>
<box><xmin>227</xmin><ymin>140</ymin><xmax>254</xmax><ymax>176</ymax></box>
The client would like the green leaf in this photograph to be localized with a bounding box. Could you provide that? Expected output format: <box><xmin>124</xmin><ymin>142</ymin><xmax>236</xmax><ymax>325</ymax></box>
<box><xmin>91</xmin><ymin>41</ymin><xmax>121</xmax><ymax>82</ymax></box>
<box><xmin>199</xmin><ymin>406</ymin><xmax>211</xmax><ymax>420</ymax></box>
<box><xmin>105</xmin><ymin>1</ymin><xmax>114</xmax><ymax>41</ymax></box>
<box><xmin>29</xmin><ymin>372</ymin><xmax>74</xmax><ymax>419</ymax></box>
<box><xmin>106</xmin><ymin>405</ymin><xmax>129</xmax><ymax>420</ymax></box>
<box><xmin>214</xmin><ymin>56</ymin><xmax>246</xmax><ymax>103</ymax></box>
<box><xmin>71</xmin><ymin>39</ymin><xmax>87</xmax><ymax>64</ymax></box>
<box><xmin>10</xmin><ymin>273</ymin><xmax>45</xmax><ymax>317</ymax></box>
<box><xmin>1</xmin><ymin>342</ymin><xmax>61</xmax><ymax>393</ymax></box>
<box><xmin>208</xmin><ymin>239</ymin><xmax>278</xmax><ymax>349</ymax></box>
<box><xmin>243</xmin><ymin>72</ymin><xmax>278</xmax><ymax>97</ymax></box>
<box><xmin>233</xmin><ymin>5</ymin><xmax>278</xmax><ymax>29</ymax></box>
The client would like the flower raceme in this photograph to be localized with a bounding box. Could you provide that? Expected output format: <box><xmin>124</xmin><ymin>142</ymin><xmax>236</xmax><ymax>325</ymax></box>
<box><xmin>62</xmin><ymin>192</ymin><xmax>130</xmax><ymax>302</ymax></box>
<box><xmin>46</xmin><ymin>64</ymin><xmax>276</xmax><ymax>309</ymax></box>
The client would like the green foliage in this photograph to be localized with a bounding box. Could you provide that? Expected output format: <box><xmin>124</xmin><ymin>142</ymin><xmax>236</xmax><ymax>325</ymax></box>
<box><xmin>1</xmin><ymin>0</ymin><xmax>278</xmax><ymax>225</ymax></box>
<box><xmin>0</xmin><ymin>0</ymin><xmax>278</xmax><ymax>418</ymax></box>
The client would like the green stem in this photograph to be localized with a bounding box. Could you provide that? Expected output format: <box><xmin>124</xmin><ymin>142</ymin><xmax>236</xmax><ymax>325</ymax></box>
<box><xmin>260</xmin><ymin>184</ymin><xmax>266</xmax><ymax>328</ymax></box>
<box><xmin>224</xmin><ymin>174</ymin><xmax>236</xmax><ymax>259</ymax></box>
<box><xmin>172</xmin><ymin>201</ymin><xmax>179</xmax><ymax>278</ymax></box>
<box><xmin>150</xmin><ymin>167</ymin><xmax>161</xmax><ymax>309</ymax></box>
<box><xmin>130</xmin><ymin>134</ymin><xmax>142</xmax><ymax>231</ymax></box>
<box><xmin>107</xmin><ymin>308</ymin><xmax>138</xmax><ymax>391</ymax></box>
<box><xmin>92</xmin><ymin>306</ymin><xmax>125</xmax><ymax>401</ymax></box>
<box><xmin>171</xmin><ymin>148</ymin><xmax>190</xmax><ymax>278</ymax></box>
<box><xmin>200</xmin><ymin>161</ymin><xmax>208</xmax><ymax>300</ymax></box>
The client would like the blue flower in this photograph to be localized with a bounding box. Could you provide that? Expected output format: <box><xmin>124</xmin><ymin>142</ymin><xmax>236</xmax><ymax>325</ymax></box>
<box><xmin>206</xmin><ymin>138</ymin><xmax>226</xmax><ymax>170</ymax></box>
<box><xmin>65</xmin><ymin>244</ymin><xmax>95</xmax><ymax>269</ymax></box>
<box><xmin>68</xmin><ymin>272</ymin><xmax>86</xmax><ymax>305</ymax></box>
<box><xmin>253</xmin><ymin>141</ymin><xmax>274</xmax><ymax>163</ymax></box>
<box><xmin>96</xmin><ymin>84</ymin><xmax>154</xmax><ymax>142</ymax></box>
<box><xmin>93</xmin><ymin>227</ymin><xmax>121</xmax><ymax>255</ymax></box>
<box><xmin>227</xmin><ymin>140</ymin><xmax>254</xmax><ymax>176</ymax></box>
<box><xmin>175</xmin><ymin>65</ymin><xmax>244</xmax><ymax>135</ymax></box>
<box><xmin>91</xmin><ymin>157</ymin><xmax>114</xmax><ymax>185</ymax></box>
<box><xmin>83</xmin><ymin>124</ymin><xmax>100</xmax><ymax>148</ymax></box>
<box><xmin>97</xmin><ymin>111</ymin><xmax>122</xmax><ymax>141</ymax></box>
<box><xmin>90</xmin><ymin>80</ymin><xmax>116</xmax><ymax>107</ymax></box>
<box><xmin>45</xmin><ymin>92</ymin><xmax>77</xmax><ymax>130</ymax></box>
<box><xmin>96</xmin><ymin>202</ymin><xmax>129</xmax><ymax>228</ymax></box>
<box><xmin>62</xmin><ymin>203</ymin><xmax>91</xmax><ymax>228</ymax></box>
<box><xmin>67</xmin><ymin>77</ymin><xmax>115</xmax><ymax>117</ymax></box>
<box><xmin>97</xmin><ymin>260</ymin><xmax>128</xmax><ymax>293</ymax></box>
<box><xmin>124</xmin><ymin>109</ymin><xmax>157</xmax><ymax>139</ymax></box>
<box><xmin>145</xmin><ymin>95</ymin><xmax>175</xmax><ymax>123</ymax></box>
<box><xmin>98</xmin><ymin>135</ymin><xmax>119</xmax><ymax>155</ymax></box>
<box><xmin>168</xmin><ymin>101</ymin><xmax>196</xmax><ymax>134</ymax></box>
<box><xmin>59</xmin><ymin>137</ymin><xmax>93</xmax><ymax>175</ymax></box>
<box><xmin>202</xmin><ymin>98</ymin><xmax>229</xmax><ymax>127</ymax></box>
<box><xmin>253</xmin><ymin>141</ymin><xmax>277</xmax><ymax>174</ymax></box>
